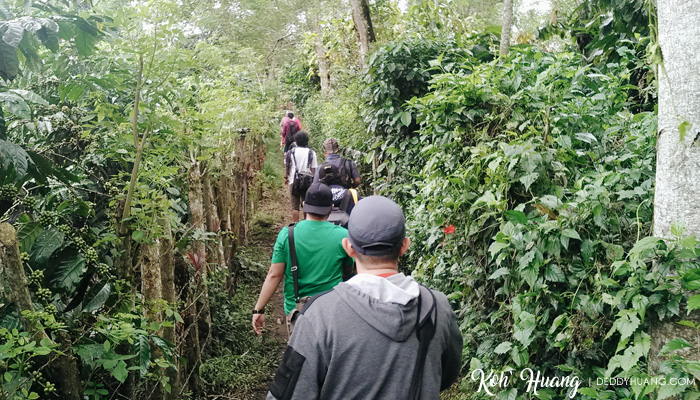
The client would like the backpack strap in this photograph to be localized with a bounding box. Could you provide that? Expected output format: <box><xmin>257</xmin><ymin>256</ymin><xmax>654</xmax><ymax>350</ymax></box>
<box><xmin>301</xmin><ymin>289</ymin><xmax>333</xmax><ymax>314</ymax></box>
<box><xmin>288</xmin><ymin>223</ymin><xmax>301</xmax><ymax>302</ymax></box>
<box><xmin>348</xmin><ymin>188</ymin><xmax>359</xmax><ymax>204</ymax></box>
<box><xmin>340</xmin><ymin>189</ymin><xmax>352</xmax><ymax>212</ymax></box>
<box><xmin>306</xmin><ymin>149</ymin><xmax>313</xmax><ymax>172</ymax></box>
<box><xmin>408</xmin><ymin>285</ymin><xmax>438</xmax><ymax>400</ymax></box>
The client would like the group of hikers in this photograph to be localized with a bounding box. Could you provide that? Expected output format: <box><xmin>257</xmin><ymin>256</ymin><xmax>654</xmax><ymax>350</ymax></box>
<box><xmin>251</xmin><ymin>111</ymin><xmax>463</xmax><ymax>399</ymax></box>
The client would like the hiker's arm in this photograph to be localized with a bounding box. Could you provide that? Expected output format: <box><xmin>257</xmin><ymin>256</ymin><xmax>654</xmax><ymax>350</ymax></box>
<box><xmin>252</xmin><ymin>262</ymin><xmax>285</xmax><ymax>335</ymax></box>
<box><xmin>267</xmin><ymin>317</ymin><xmax>326</xmax><ymax>400</ymax></box>
<box><xmin>351</xmin><ymin>161</ymin><xmax>361</xmax><ymax>188</ymax></box>
<box><xmin>440</xmin><ymin>300</ymin><xmax>464</xmax><ymax>390</ymax></box>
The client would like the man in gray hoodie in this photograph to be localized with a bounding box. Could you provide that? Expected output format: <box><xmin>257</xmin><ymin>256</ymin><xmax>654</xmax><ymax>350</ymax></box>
<box><xmin>266</xmin><ymin>196</ymin><xmax>463</xmax><ymax>400</ymax></box>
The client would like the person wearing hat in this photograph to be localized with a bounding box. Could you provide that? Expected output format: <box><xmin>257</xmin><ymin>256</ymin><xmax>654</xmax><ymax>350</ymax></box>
<box><xmin>265</xmin><ymin>196</ymin><xmax>462</xmax><ymax>400</ymax></box>
<box><xmin>313</xmin><ymin>138</ymin><xmax>361</xmax><ymax>189</ymax></box>
<box><xmin>252</xmin><ymin>182</ymin><xmax>354</xmax><ymax>337</ymax></box>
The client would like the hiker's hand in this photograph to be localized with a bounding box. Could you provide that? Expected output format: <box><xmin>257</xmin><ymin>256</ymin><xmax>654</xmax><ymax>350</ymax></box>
<box><xmin>252</xmin><ymin>313</ymin><xmax>266</xmax><ymax>335</ymax></box>
<box><xmin>284</xmin><ymin>177</ymin><xmax>289</xmax><ymax>185</ymax></box>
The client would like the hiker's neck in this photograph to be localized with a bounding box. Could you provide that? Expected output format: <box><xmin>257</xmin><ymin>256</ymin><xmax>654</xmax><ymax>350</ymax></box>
<box><xmin>306</xmin><ymin>213</ymin><xmax>329</xmax><ymax>222</ymax></box>
<box><xmin>355</xmin><ymin>262</ymin><xmax>399</xmax><ymax>276</ymax></box>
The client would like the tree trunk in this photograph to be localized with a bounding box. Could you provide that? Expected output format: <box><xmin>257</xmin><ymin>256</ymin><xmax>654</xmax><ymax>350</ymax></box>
<box><xmin>203</xmin><ymin>169</ymin><xmax>225</xmax><ymax>268</ymax></box>
<box><xmin>500</xmin><ymin>0</ymin><xmax>514</xmax><ymax>56</ymax></box>
<box><xmin>649</xmin><ymin>0</ymin><xmax>700</xmax><ymax>372</ymax></box>
<box><xmin>175</xmin><ymin>256</ymin><xmax>201</xmax><ymax>396</ymax></box>
<box><xmin>187</xmin><ymin>157</ymin><xmax>212</xmax><ymax>355</ymax></box>
<box><xmin>313</xmin><ymin>19</ymin><xmax>331</xmax><ymax>93</ymax></box>
<box><xmin>350</xmin><ymin>0</ymin><xmax>375</xmax><ymax>62</ymax></box>
<box><xmin>0</xmin><ymin>223</ymin><xmax>83</xmax><ymax>400</ymax></box>
<box><xmin>159</xmin><ymin>217</ymin><xmax>179</xmax><ymax>400</ymax></box>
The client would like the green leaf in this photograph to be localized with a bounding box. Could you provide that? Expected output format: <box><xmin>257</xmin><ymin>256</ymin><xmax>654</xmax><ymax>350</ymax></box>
<box><xmin>488</xmin><ymin>267</ymin><xmax>509</xmax><ymax>280</ymax></box>
<box><xmin>51</xmin><ymin>254</ymin><xmax>86</xmax><ymax>291</ymax></box>
<box><xmin>504</xmin><ymin>210</ymin><xmax>527</xmax><ymax>225</ymax></box>
<box><xmin>0</xmin><ymin>91</ymin><xmax>30</xmax><ymax>119</ymax></box>
<box><xmin>0</xmin><ymin>40</ymin><xmax>19</xmax><ymax>81</ymax></box>
<box><xmin>561</xmin><ymin>229</ymin><xmax>581</xmax><ymax>240</ymax></box>
<box><xmin>400</xmin><ymin>111</ymin><xmax>411</xmax><ymax>127</ymax></box>
<box><xmin>17</xmin><ymin>223</ymin><xmax>42</xmax><ymax>252</ymax></box>
<box><xmin>514</xmin><ymin>311</ymin><xmax>536</xmax><ymax>347</ymax></box>
<box><xmin>29</xmin><ymin>228</ymin><xmax>64</xmax><ymax>265</ymax></box>
<box><xmin>82</xmin><ymin>283</ymin><xmax>110</xmax><ymax>313</ymax></box>
<box><xmin>136</xmin><ymin>335</ymin><xmax>150</xmax><ymax>378</ymax></box>
<box><xmin>687</xmin><ymin>294</ymin><xmax>700</xmax><ymax>312</ymax></box>
<box><xmin>489</xmin><ymin>241</ymin><xmax>509</xmax><ymax>257</ymax></box>
<box><xmin>629</xmin><ymin>236</ymin><xmax>662</xmax><ymax>256</ymax></box>
<box><xmin>112</xmin><ymin>360</ymin><xmax>128</xmax><ymax>383</ymax></box>
<box><xmin>544</xmin><ymin>264</ymin><xmax>565</xmax><ymax>282</ymax></box>
<box><xmin>519</xmin><ymin>172</ymin><xmax>539</xmax><ymax>190</ymax></box>
<box><xmin>2</xmin><ymin>21</ymin><xmax>25</xmax><ymax>47</ymax></box>
<box><xmin>151</xmin><ymin>335</ymin><xmax>174</xmax><ymax>361</ymax></box>
<box><xmin>0</xmin><ymin>138</ymin><xmax>30</xmax><ymax>180</ymax></box>
<box><xmin>497</xmin><ymin>388</ymin><xmax>517</xmax><ymax>400</ymax></box>
<box><xmin>659</xmin><ymin>338</ymin><xmax>692</xmax><ymax>356</ymax></box>
<box><xmin>494</xmin><ymin>341</ymin><xmax>512</xmax><ymax>354</ymax></box>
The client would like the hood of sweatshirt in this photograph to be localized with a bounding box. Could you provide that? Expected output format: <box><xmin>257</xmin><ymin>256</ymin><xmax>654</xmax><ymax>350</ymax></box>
<box><xmin>333</xmin><ymin>273</ymin><xmax>420</xmax><ymax>342</ymax></box>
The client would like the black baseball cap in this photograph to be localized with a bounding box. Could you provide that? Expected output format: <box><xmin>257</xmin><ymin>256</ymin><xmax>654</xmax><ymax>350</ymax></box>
<box><xmin>347</xmin><ymin>196</ymin><xmax>406</xmax><ymax>256</ymax></box>
<box><xmin>303</xmin><ymin>182</ymin><xmax>333</xmax><ymax>215</ymax></box>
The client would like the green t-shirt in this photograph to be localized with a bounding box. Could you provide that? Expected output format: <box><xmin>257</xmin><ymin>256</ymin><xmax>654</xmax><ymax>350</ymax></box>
<box><xmin>271</xmin><ymin>220</ymin><xmax>354</xmax><ymax>314</ymax></box>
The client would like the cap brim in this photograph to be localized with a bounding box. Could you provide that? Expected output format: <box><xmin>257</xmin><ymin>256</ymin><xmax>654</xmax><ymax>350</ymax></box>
<box><xmin>303</xmin><ymin>203</ymin><xmax>332</xmax><ymax>215</ymax></box>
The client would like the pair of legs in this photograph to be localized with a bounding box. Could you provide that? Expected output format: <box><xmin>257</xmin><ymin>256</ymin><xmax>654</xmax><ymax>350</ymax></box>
<box><xmin>290</xmin><ymin>186</ymin><xmax>307</xmax><ymax>222</ymax></box>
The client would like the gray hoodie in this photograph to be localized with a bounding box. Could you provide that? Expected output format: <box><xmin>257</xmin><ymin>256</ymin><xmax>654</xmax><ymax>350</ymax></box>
<box><xmin>266</xmin><ymin>274</ymin><xmax>463</xmax><ymax>400</ymax></box>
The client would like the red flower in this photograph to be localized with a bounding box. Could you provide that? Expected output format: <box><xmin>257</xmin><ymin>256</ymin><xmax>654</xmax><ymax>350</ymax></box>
<box><xmin>443</xmin><ymin>225</ymin><xmax>456</xmax><ymax>235</ymax></box>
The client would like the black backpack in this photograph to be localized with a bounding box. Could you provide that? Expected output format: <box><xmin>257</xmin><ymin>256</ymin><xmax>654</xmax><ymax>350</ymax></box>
<box><xmin>327</xmin><ymin>189</ymin><xmax>357</xmax><ymax>228</ymax></box>
<box><xmin>321</xmin><ymin>158</ymin><xmax>354</xmax><ymax>189</ymax></box>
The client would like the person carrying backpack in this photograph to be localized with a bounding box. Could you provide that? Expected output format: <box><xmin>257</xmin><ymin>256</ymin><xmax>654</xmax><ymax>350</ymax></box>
<box><xmin>265</xmin><ymin>196</ymin><xmax>463</xmax><ymax>400</ymax></box>
<box><xmin>281</xmin><ymin>112</ymin><xmax>301</xmax><ymax>153</ymax></box>
<box><xmin>318</xmin><ymin>163</ymin><xmax>359</xmax><ymax>229</ymax></box>
<box><xmin>285</xmin><ymin>131</ymin><xmax>317</xmax><ymax>222</ymax></box>
<box><xmin>251</xmin><ymin>183</ymin><xmax>354</xmax><ymax>337</ymax></box>
<box><xmin>313</xmin><ymin>138</ymin><xmax>361</xmax><ymax>189</ymax></box>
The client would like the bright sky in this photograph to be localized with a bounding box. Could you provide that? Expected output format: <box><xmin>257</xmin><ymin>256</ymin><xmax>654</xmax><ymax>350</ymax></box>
<box><xmin>397</xmin><ymin>0</ymin><xmax>552</xmax><ymax>16</ymax></box>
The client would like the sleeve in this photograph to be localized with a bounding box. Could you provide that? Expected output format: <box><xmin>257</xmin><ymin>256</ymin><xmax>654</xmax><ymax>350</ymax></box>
<box><xmin>271</xmin><ymin>228</ymin><xmax>289</xmax><ymax>264</ymax></box>
<box><xmin>311</xmin><ymin>151</ymin><xmax>318</xmax><ymax>169</ymax></box>
<box><xmin>439</xmin><ymin>298</ymin><xmax>463</xmax><ymax>391</ymax></box>
<box><xmin>267</xmin><ymin>316</ymin><xmax>327</xmax><ymax>400</ymax></box>
<box><xmin>350</xmin><ymin>161</ymin><xmax>360</xmax><ymax>179</ymax></box>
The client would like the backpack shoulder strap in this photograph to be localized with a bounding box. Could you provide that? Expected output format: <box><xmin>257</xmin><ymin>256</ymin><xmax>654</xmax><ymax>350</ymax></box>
<box><xmin>348</xmin><ymin>188</ymin><xmax>359</xmax><ymax>204</ymax></box>
<box><xmin>340</xmin><ymin>189</ymin><xmax>352</xmax><ymax>211</ymax></box>
<box><xmin>408</xmin><ymin>285</ymin><xmax>438</xmax><ymax>400</ymax></box>
<box><xmin>287</xmin><ymin>223</ymin><xmax>301</xmax><ymax>302</ymax></box>
<box><xmin>301</xmin><ymin>289</ymin><xmax>334</xmax><ymax>314</ymax></box>
<box><xmin>306</xmin><ymin>149</ymin><xmax>313</xmax><ymax>170</ymax></box>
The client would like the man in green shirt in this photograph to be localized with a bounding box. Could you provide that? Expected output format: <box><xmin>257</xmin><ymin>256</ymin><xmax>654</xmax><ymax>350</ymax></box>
<box><xmin>252</xmin><ymin>182</ymin><xmax>354</xmax><ymax>336</ymax></box>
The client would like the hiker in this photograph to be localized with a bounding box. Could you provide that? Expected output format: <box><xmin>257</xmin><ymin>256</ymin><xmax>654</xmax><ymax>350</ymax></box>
<box><xmin>281</xmin><ymin>111</ymin><xmax>301</xmax><ymax>153</ymax></box>
<box><xmin>265</xmin><ymin>196</ymin><xmax>463</xmax><ymax>400</ymax></box>
<box><xmin>285</xmin><ymin>131</ymin><xmax>317</xmax><ymax>222</ymax></box>
<box><xmin>252</xmin><ymin>182</ymin><xmax>354</xmax><ymax>337</ymax></box>
<box><xmin>313</xmin><ymin>138</ymin><xmax>361</xmax><ymax>189</ymax></box>
<box><xmin>318</xmin><ymin>163</ymin><xmax>359</xmax><ymax>228</ymax></box>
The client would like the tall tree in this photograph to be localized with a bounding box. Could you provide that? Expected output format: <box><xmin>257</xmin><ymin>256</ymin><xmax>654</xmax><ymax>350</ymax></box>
<box><xmin>650</xmin><ymin>0</ymin><xmax>700</xmax><ymax>370</ymax></box>
<box><xmin>500</xmin><ymin>0</ymin><xmax>514</xmax><ymax>55</ymax></box>
<box><xmin>350</xmin><ymin>0</ymin><xmax>375</xmax><ymax>61</ymax></box>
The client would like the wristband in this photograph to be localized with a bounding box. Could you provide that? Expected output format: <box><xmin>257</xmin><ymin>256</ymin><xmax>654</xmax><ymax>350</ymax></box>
<box><xmin>252</xmin><ymin>308</ymin><xmax>265</xmax><ymax>315</ymax></box>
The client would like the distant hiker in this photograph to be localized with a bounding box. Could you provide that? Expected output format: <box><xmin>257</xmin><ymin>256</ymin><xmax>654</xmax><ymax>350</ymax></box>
<box><xmin>313</xmin><ymin>138</ymin><xmax>361</xmax><ymax>189</ymax></box>
<box><xmin>318</xmin><ymin>163</ymin><xmax>359</xmax><ymax>228</ymax></box>
<box><xmin>265</xmin><ymin>196</ymin><xmax>463</xmax><ymax>400</ymax></box>
<box><xmin>281</xmin><ymin>111</ymin><xmax>301</xmax><ymax>153</ymax></box>
<box><xmin>285</xmin><ymin>131</ymin><xmax>318</xmax><ymax>222</ymax></box>
<box><xmin>252</xmin><ymin>182</ymin><xmax>354</xmax><ymax>337</ymax></box>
